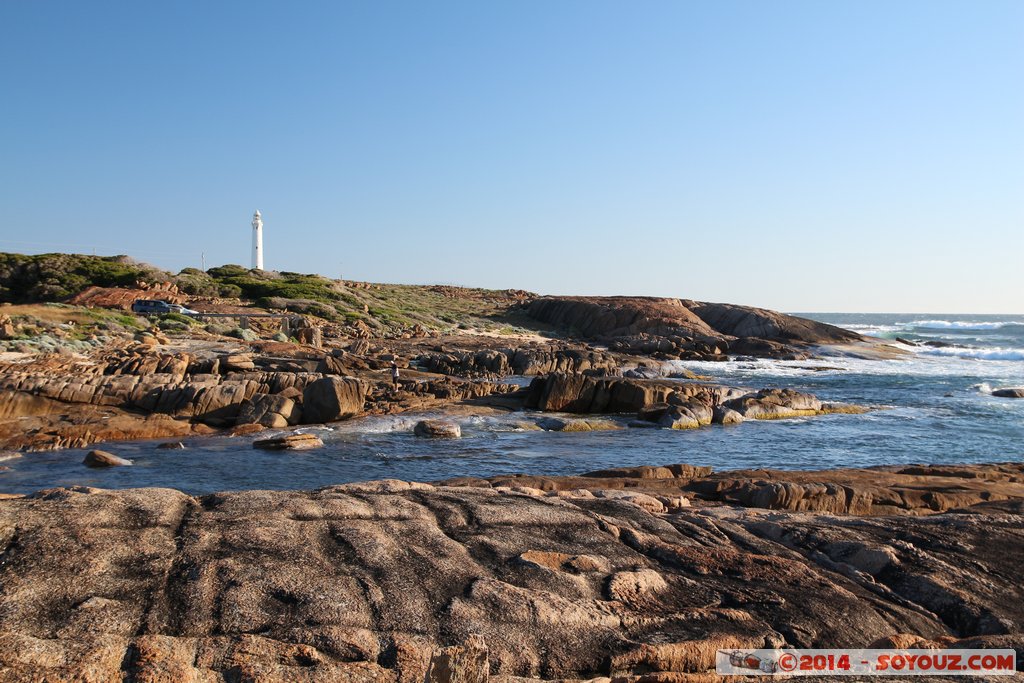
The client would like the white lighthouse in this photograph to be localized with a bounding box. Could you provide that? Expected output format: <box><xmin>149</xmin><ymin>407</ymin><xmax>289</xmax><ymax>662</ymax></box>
<box><xmin>251</xmin><ymin>210</ymin><xmax>264</xmax><ymax>270</ymax></box>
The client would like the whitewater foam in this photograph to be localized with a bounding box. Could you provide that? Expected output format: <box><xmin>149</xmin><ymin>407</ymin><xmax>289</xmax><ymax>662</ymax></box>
<box><xmin>910</xmin><ymin>320</ymin><xmax>1016</xmax><ymax>331</ymax></box>
<box><xmin>918</xmin><ymin>346</ymin><xmax>1024</xmax><ymax>361</ymax></box>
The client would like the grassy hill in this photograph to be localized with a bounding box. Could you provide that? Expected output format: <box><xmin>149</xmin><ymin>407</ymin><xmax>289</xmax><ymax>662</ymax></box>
<box><xmin>0</xmin><ymin>252</ymin><xmax>538</xmax><ymax>336</ymax></box>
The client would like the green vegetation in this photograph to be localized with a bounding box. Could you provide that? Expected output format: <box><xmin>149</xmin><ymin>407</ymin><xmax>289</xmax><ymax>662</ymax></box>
<box><xmin>0</xmin><ymin>303</ymin><xmax>147</xmax><ymax>351</ymax></box>
<box><xmin>0</xmin><ymin>253</ymin><xmax>170</xmax><ymax>303</ymax></box>
<box><xmin>158</xmin><ymin>312</ymin><xmax>199</xmax><ymax>327</ymax></box>
<box><xmin>209</xmin><ymin>266</ymin><xmax>348</xmax><ymax>303</ymax></box>
<box><xmin>0</xmin><ymin>251</ymin><xmax>550</xmax><ymax>337</ymax></box>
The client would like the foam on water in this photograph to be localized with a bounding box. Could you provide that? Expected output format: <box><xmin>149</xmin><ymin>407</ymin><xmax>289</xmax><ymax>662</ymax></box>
<box><xmin>919</xmin><ymin>346</ymin><xmax>1024</xmax><ymax>361</ymax></box>
<box><xmin>910</xmin><ymin>320</ymin><xmax>1018</xmax><ymax>331</ymax></box>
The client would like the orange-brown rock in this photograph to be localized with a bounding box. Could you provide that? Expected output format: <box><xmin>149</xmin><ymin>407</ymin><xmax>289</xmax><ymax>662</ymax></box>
<box><xmin>252</xmin><ymin>432</ymin><xmax>324</xmax><ymax>450</ymax></box>
<box><xmin>0</xmin><ymin>467</ymin><xmax>1021</xmax><ymax>681</ymax></box>
<box><xmin>526</xmin><ymin>296</ymin><xmax>862</xmax><ymax>360</ymax></box>
<box><xmin>67</xmin><ymin>284</ymin><xmax>186</xmax><ymax>309</ymax></box>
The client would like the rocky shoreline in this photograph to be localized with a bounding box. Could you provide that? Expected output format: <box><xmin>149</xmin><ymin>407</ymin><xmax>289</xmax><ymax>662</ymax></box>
<box><xmin>0</xmin><ymin>295</ymin><xmax>885</xmax><ymax>453</ymax></box>
<box><xmin>0</xmin><ymin>462</ymin><xmax>1021</xmax><ymax>681</ymax></box>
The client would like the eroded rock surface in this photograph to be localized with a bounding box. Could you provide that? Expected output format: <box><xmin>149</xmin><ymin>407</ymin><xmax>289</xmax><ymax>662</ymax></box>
<box><xmin>0</xmin><ymin>464</ymin><xmax>1021</xmax><ymax>681</ymax></box>
<box><xmin>526</xmin><ymin>296</ymin><xmax>863</xmax><ymax>360</ymax></box>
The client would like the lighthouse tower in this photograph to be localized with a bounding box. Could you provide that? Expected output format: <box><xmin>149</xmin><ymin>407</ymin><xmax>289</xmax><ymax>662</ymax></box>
<box><xmin>251</xmin><ymin>210</ymin><xmax>264</xmax><ymax>270</ymax></box>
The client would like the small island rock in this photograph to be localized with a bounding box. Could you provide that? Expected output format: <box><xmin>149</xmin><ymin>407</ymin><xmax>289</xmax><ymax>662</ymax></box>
<box><xmin>252</xmin><ymin>433</ymin><xmax>324</xmax><ymax>450</ymax></box>
<box><xmin>414</xmin><ymin>420</ymin><xmax>462</xmax><ymax>438</ymax></box>
<box><xmin>83</xmin><ymin>450</ymin><xmax>133</xmax><ymax>467</ymax></box>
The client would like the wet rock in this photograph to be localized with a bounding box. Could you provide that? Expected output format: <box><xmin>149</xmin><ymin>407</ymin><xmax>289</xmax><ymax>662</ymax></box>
<box><xmin>657</xmin><ymin>406</ymin><xmax>700</xmax><ymax>430</ymax></box>
<box><xmin>726</xmin><ymin>388</ymin><xmax>822</xmax><ymax>419</ymax></box>
<box><xmin>525</xmin><ymin>374</ymin><xmax>754</xmax><ymax>417</ymax></box>
<box><xmin>820</xmin><ymin>402</ymin><xmax>871</xmax><ymax>414</ymax></box>
<box><xmin>414</xmin><ymin>420</ymin><xmax>461</xmax><ymax>438</ymax></box>
<box><xmin>993</xmin><ymin>388</ymin><xmax>1024</xmax><ymax>398</ymax></box>
<box><xmin>712</xmin><ymin>406</ymin><xmax>744</xmax><ymax>425</ymax></box>
<box><xmin>252</xmin><ymin>433</ymin><xmax>324</xmax><ymax>450</ymax></box>
<box><xmin>83</xmin><ymin>449</ymin><xmax>133</xmax><ymax>467</ymax></box>
<box><xmin>636</xmin><ymin>403</ymin><xmax>670</xmax><ymax>422</ymax></box>
<box><xmin>535</xmin><ymin>417</ymin><xmax>620</xmax><ymax>432</ymax></box>
<box><xmin>623</xmin><ymin>366</ymin><xmax>663</xmax><ymax>379</ymax></box>
<box><xmin>156</xmin><ymin>441</ymin><xmax>186</xmax><ymax>450</ymax></box>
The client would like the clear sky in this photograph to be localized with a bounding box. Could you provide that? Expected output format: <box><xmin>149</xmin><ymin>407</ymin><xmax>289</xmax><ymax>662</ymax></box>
<box><xmin>1</xmin><ymin>1</ymin><xmax>1021</xmax><ymax>313</ymax></box>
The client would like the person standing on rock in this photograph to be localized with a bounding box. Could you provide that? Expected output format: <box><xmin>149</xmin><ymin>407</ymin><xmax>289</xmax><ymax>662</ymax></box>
<box><xmin>390</xmin><ymin>360</ymin><xmax>400</xmax><ymax>388</ymax></box>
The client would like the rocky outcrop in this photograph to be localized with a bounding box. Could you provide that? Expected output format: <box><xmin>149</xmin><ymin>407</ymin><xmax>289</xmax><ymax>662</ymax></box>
<box><xmin>414</xmin><ymin>420</ymin><xmax>462</xmax><ymax>438</ymax></box>
<box><xmin>685</xmin><ymin>300</ymin><xmax>862</xmax><ymax>345</ymax></box>
<box><xmin>534</xmin><ymin>416</ymin><xmax>621</xmax><ymax>432</ymax></box>
<box><xmin>417</xmin><ymin>346</ymin><xmax>619</xmax><ymax>378</ymax></box>
<box><xmin>0</xmin><ymin>407</ymin><xmax>202</xmax><ymax>452</ymax></box>
<box><xmin>523</xmin><ymin>374</ymin><xmax>837</xmax><ymax>428</ymax></box>
<box><xmin>302</xmin><ymin>377</ymin><xmax>368</xmax><ymax>423</ymax></box>
<box><xmin>525</xmin><ymin>296</ymin><xmax>863</xmax><ymax>360</ymax></box>
<box><xmin>252</xmin><ymin>433</ymin><xmax>324</xmax><ymax>450</ymax></box>
<box><xmin>686</xmin><ymin>462</ymin><xmax>1024</xmax><ymax>515</ymax></box>
<box><xmin>236</xmin><ymin>393</ymin><xmax>300</xmax><ymax>428</ymax></box>
<box><xmin>724</xmin><ymin>387</ymin><xmax>821</xmax><ymax>419</ymax></box>
<box><xmin>82</xmin><ymin>449</ymin><xmax>132</xmax><ymax>467</ymax></box>
<box><xmin>0</xmin><ymin>369</ymin><xmax>326</xmax><ymax>424</ymax></box>
<box><xmin>525</xmin><ymin>373</ymin><xmax>740</xmax><ymax>413</ymax></box>
<box><xmin>527</xmin><ymin>296</ymin><xmax>719</xmax><ymax>340</ymax></box>
<box><xmin>0</xmin><ymin>466</ymin><xmax>1021</xmax><ymax>681</ymax></box>
<box><xmin>993</xmin><ymin>387</ymin><xmax>1024</xmax><ymax>398</ymax></box>
<box><xmin>67</xmin><ymin>283</ymin><xmax>186</xmax><ymax>309</ymax></box>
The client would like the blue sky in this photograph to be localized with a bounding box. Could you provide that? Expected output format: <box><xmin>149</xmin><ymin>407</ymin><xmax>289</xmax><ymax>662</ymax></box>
<box><xmin>1</xmin><ymin>1</ymin><xmax>1021</xmax><ymax>312</ymax></box>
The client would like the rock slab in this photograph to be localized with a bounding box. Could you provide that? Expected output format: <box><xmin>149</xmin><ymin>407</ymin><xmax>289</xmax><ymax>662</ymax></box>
<box><xmin>82</xmin><ymin>449</ymin><xmax>133</xmax><ymax>467</ymax></box>
<box><xmin>0</xmin><ymin>472</ymin><xmax>1021</xmax><ymax>681</ymax></box>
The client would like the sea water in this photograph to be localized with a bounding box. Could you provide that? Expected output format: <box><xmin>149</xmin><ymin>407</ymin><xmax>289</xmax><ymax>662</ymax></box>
<box><xmin>2</xmin><ymin>314</ymin><xmax>1022</xmax><ymax>494</ymax></box>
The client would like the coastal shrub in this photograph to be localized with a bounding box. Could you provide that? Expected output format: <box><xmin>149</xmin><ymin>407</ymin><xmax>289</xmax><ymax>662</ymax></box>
<box><xmin>0</xmin><ymin>253</ymin><xmax>171</xmax><ymax>303</ymax></box>
<box><xmin>206</xmin><ymin>264</ymin><xmax>250</xmax><ymax>279</ymax></box>
<box><xmin>254</xmin><ymin>296</ymin><xmax>339</xmax><ymax>320</ymax></box>
<box><xmin>159</xmin><ymin>312</ymin><xmax>198</xmax><ymax>326</ymax></box>
<box><xmin>158</xmin><ymin>319</ymin><xmax>190</xmax><ymax>332</ymax></box>
<box><xmin>204</xmin><ymin>322</ymin><xmax>234</xmax><ymax>336</ymax></box>
<box><xmin>226</xmin><ymin>327</ymin><xmax>258</xmax><ymax>341</ymax></box>
<box><xmin>157</xmin><ymin>313</ymin><xmax>196</xmax><ymax>331</ymax></box>
<box><xmin>114</xmin><ymin>313</ymin><xmax>145</xmax><ymax>329</ymax></box>
<box><xmin>217</xmin><ymin>284</ymin><xmax>243</xmax><ymax>298</ymax></box>
<box><xmin>271</xmin><ymin>332</ymin><xmax>288</xmax><ymax>342</ymax></box>
<box><xmin>175</xmin><ymin>268</ymin><xmax>220</xmax><ymax>297</ymax></box>
<box><xmin>205</xmin><ymin>265</ymin><xmax>346</xmax><ymax>305</ymax></box>
<box><xmin>253</xmin><ymin>296</ymin><xmax>290</xmax><ymax>310</ymax></box>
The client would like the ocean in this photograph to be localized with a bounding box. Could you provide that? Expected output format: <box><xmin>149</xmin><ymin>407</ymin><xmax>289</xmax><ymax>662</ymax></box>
<box><xmin>2</xmin><ymin>313</ymin><xmax>1022</xmax><ymax>494</ymax></box>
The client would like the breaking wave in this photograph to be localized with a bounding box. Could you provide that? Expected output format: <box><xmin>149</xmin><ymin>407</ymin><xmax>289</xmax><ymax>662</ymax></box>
<box><xmin>910</xmin><ymin>320</ymin><xmax>1018</xmax><ymax>331</ymax></box>
<box><xmin>918</xmin><ymin>346</ymin><xmax>1024</xmax><ymax>361</ymax></box>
